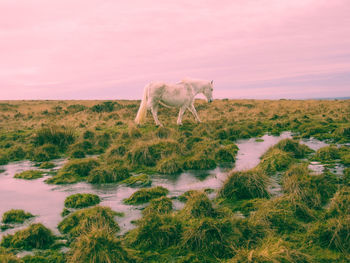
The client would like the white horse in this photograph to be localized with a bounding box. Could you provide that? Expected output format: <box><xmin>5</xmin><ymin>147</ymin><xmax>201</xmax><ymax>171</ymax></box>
<box><xmin>135</xmin><ymin>78</ymin><xmax>214</xmax><ymax>126</ymax></box>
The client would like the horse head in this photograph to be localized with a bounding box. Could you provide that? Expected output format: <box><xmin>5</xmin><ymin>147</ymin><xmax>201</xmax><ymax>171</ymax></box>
<box><xmin>203</xmin><ymin>80</ymin><xmax>214</xmax><ymax>103</ymax></box>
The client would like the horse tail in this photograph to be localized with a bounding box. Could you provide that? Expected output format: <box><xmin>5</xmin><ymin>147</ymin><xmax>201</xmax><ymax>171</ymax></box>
<box><xmin>135</xmin><ymin>84</ymin><xmax>149</xmax><ymax>124</ymax></box>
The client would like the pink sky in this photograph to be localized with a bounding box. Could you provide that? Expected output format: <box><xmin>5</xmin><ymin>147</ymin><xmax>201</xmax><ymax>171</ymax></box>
<box><xmin>0</xmin><ymin>0</ymin><xmax>349</xmax><ymax>99</ymax></box>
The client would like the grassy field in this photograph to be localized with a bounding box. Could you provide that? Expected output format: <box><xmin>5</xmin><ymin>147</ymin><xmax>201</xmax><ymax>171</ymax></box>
<box><xmin>0</xmin><ymin>99</ymin><xmax>349</xmax><ymax>262</ymax></box>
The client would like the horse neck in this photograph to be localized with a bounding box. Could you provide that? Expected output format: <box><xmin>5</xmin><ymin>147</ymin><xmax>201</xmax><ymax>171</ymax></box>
<box><xmin>188</xmin><ymin>81</ymin><xmax>204</xmax><ymax>95</ymax></box>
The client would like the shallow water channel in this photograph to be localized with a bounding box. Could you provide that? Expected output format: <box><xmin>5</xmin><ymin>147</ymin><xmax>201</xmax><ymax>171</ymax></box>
<box><xmin>0</xmin><ymin>132</ymin><xmax>328</xmax><ymax>237</ymax></box>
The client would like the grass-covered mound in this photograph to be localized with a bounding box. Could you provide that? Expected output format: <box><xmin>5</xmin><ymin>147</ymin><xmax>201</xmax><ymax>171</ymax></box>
<box><xmin>142</xmin><ymin>196</ymin><xmax>173</xmax><ymax>216</ymax></box>
<box><xmin>87</xmin><ymin>166</ymin><xmax>130</xmax><ymax>184</ymax></box>
<box><xmin>58</xmin><ymin>206</ymin><xmax>120</xmax><ymax>238</ymax></box>
<box><xmin>64</xmin><ymin>193</ymin><xmax>101</xmax><ymax>209</ymax></box>
<box><xmin>307</xmin><ymin>216</ymin><xmax>350</xmax><ymax>254</ymax></box>
<box><xmin>2</xmin><ymin>209</ymin><xmax>34</xmax><ymax>224</ymax></box>
<box><xmin>122</xmin><ymin>174</ymin><xmax>151</xmax><ymax>187</ymax></box>
<box><xmin>183</xmin><ymin>155</ymin><xmax>216</xmax><ymax>170</ymax></box>
<box><xmin>250</xmin><ymin>194</ymin><xmax>315</xmax><ymax>234</ymax></box>
<box><xmin>38</xmin><ymin>161</ymin><xmax>55</xmax><ymax>169</ymax></box>
<box><xmin>127</xmin><ymin>140</ymin><xmax>179</xmax><ymax>168</ymax></box>
<box><xmin>14</xmin><ymin>170</ymin><xmax>44</xmax><ymax>180</ymax></box>
<box><xmin>67</xmin><ymin>224</ymin><xmax>134</xmax><ymax>263</ymax></box>
<box><xmin>0</xmin><ymin>247</ymin><xmax>22</xmax><ymax>263</ymax></box>
<box><xmin>214</xmin><ymin>144</ymin><xmax>239</xmax><ymax>163</ymax></box>
<box><xmin>282</xmin><ymin>164</ymin><xmax>338</xmax><ymax>209</ymax></box>
<box><xmin>275</xmin><ymin>138</ymin><xmax>312</xmax><ymax>158</ymax></box>
<box><xmin>258</xmin><ymin>148</ymin><xmax>295</xmax><ymax>175</ymax></box>
<box><xmin>327</xmin><ymin>186</ymin><xmax>350</xmax><ymax>217</ymax></box>
<box><xmin>220</xmin><ymin>169</ymin><xmax>270</xmax><ymax>201</ymax></box>
<box><xmin>313</xmin><ymin>145</ymin><xmax>340</xmax><ymax>162</ymax></box>
<box><xmin>230</xmin><ymin>237</ymin><xmax>312</xmax><ymax>263</ymax></box>
<box><xmin>181</xmin><ymin>217</ymin><xmax>241</xmax><ymax>259</ymax></box>
<box><xmin>32</xmin><ymin>125</ymin><xmax>75</xmax><ymax>151</ymax></box>
<box><xmin>45</xmin><ymin>158</ymin><xmax>99</xmax><ymax>184</ymax></box>
<box><xmin>21</xmin><ymin>250</ymin><xmax>66</xmax><ymax>263</ymax></box>
<box><xmin>31</xmin><ymin>143</ymin><xmax>60</xmax><ymax>162</ymax></box>
<box><xmin>156</xmin><ymin>156</ymin><xmax>182</xmax><ymax>175</ymax></box>
<box><xmin>127</xmin><ymin>213</ymin><xmax>182</xmax><ymax>250</ymax></box>
<box><xmin>124</xmin><ymin>186</ymin><xmax>169</xmax><ymax>205</ymax></box>
<box><xmin>179</xmin><ymin>191</ymin><xmax>217</xmax><ymax>218</ymax></box>
<box><xmin>1</xmin><ymin>223</ymin><xmax>55</xmax><ymax>250</ymax></box>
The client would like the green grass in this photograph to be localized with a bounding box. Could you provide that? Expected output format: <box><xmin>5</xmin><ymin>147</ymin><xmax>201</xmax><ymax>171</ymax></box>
<box><xmin>1</xmin><ymin>223</ymin><xmax>56</xmax><ymax>250</ymax></box>
<box><xmin>45</xmin><ymin>158</ymin><xmax>99</xmax><ymax>184</ymax></box>
<box><xmin>122</xmin><ymin>174</ymin><xmax>151</xmax><ymax>187</ymax></box>
<box><xmin>14</xmin><ymin>170</ymin><xmax>44</xmax><ymax>180</ymax></box>
<box><xmin>2</xmin><ymin>209</ymin><xmax>34</xmax><ymax>224</ymax></box>
<box><xmin>58</xmin><ymin>206</ymin><xmax>121</xmax><ymax>238</ymax></box>
<box><xmin>124</xmin><ymin>186</ymin><xmax>169</xmax><ymax>205</ymax></box>
<box><xmin>220</xmin><ymin>168</ymin><xmax>270</xmax><ymax>200</ymax></box>
<box><xmin>1</xmin><ymin>99</ymin><xmax>349</xmax><ymax>262</ymax></box>
<box><xmin>64</xmin><ymin>193</ymin><xmax>101</xmax><ymax>209</ymax></box>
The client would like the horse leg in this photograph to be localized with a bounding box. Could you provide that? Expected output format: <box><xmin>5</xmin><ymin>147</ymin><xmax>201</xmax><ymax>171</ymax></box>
<box><xmin>177</xmin><ymin>106</ymin><xmax>186</xmax><ymax>125</ymax></box>
<box><xmin>150</xmin><ymin>104</ymin><xmax>163</xmax><ymax>127</ymax></box>
<box><xmin>188</xmin><ymin>104</ymin><xmax>201</xmax><ymax>123</ymax></box>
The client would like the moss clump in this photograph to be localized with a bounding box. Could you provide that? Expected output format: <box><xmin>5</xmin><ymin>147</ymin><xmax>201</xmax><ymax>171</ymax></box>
<box><xmin>58</xmin><ymin>206</ymin><xmax>120</xmax><ymax>237</ymax></box>
<box><xmin>220</xmin><ymin>169</ymin><xmax>270</xmax><ymax>201</ymax></box>
<box><xmin>1</xmin><ymin>223</ymin><xmax>55</xmax><ymax>250</ymax></box>
<box><xmin>67</xmin><ymin>224</ymin><xmax>133</xmax><ymax>263</ymax></box>
<box><xmin>122</xmin><ymin>174</ymin><xmax>151</xmax><ymax>187</ymax></box>
<box><xmin>180</xmin><ymin>191</ymin><xmax>216</xmax><ymax>218</ymax></box>
<box><xmin>124</xmin><ymin>186</ymin><xmax>169</xmax><ymax>205</ymax></box>
<box><xmin>87</xmin><ymin>166</ymin><xmax>130</xmax><ymax>184</ymax></box>
<box><xmin>64</xmin><ymin>193</ymin><xmax>101</xmax><ymax>209</ymax></box>
<box><xmin>259</xmin><ymin>148</ymin><xmax>294</xmax><ymax>175</ymax></box>
<box><xmin>275</xmin><ymin>138</ymin><xmax>312</xmax><ymax>158</ymax></box>
<box><xmin>45</xmin><ymin>158</ymin><xmax>99</xmax><ymax>184</ymax></box>
<box><xmin>39</xmin><ymin>161</ymin><xmax>55</xmax><ymax>169</ymax></box>
<box><xmin>314</xmin><ymin>145</ymin><xmax>340</xmax><ymax>162</ymax></box>
<box><xmin>14</xmin><ymin>170</ymin><xmax>44</xmax><ymax>180</ymax></box>
<box><xmin>2</xmin><ymin>209</ymin><xmax>34</xmax><ymax>224</ymax></box>
<box><xmin>142</xmin><ymin>196</ymin><xmax>173</xmax><ymax>216</ymax></box>
<box><xmin>156</xmin><ymin>157</ymin><xmax>182</xmax><ymax>174</ymax></box>
<box><xmin>183</xmin><ymin>155</ymin><xmax>216</xmax><ymax>170</ymax></box>
<box><xmin>127</xmin><ymin>213</ymin><xmax>182</xmax><ymax>250</ymax></box>
<box><xmin>182</xmin><ymin>217</ymin><xmax>241</xmax><ymax>259</ymax></box>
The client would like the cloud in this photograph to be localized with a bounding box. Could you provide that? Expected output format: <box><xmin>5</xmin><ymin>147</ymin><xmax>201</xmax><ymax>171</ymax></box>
<box><xmin>0</xmin><ymin>0</ymin><xmax>349</xmax><ymax>99</ymax></box>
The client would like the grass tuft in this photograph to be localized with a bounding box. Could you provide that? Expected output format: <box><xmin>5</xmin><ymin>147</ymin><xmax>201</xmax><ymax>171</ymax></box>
<box><xmin>14</xmin><ymin>170</ymin><xmax>44</xmax><ymax>180</ymax></box>
<box><xmin>1</xmin><ymin>223</ymin><xmax>55</xmax><ymax>250</ymax></box>
<box><xmin>64</xmin><ymin>193</ymin><xmax>101</xmax><ymax>209</ymax></box>
<box><xmin>220</xmin><ymin>168</ymin><xmax>270</xmax><ymax>200</ymax></box>
<box><xmin>124</xmin><ymin>186</ymin><xmax>169</xmax><ymax>205</ymax></box>
<box><xmin>2</xmin><ymin>209</ymin><xmax>34</xmax><ymax>224</ymax></box>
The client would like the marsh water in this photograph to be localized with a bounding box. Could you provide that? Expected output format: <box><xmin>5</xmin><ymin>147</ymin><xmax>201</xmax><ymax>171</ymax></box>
<box><xmin>0</xmin><ymin>132</ymin><xmax>331</xmax><ymax>237</ymax></box>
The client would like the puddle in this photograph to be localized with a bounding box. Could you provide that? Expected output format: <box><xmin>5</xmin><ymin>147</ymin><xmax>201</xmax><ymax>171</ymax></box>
<box><xmin>1</xmin><ymin>131</ymin><xmax>326</xmax><ymax>237</ymax></box>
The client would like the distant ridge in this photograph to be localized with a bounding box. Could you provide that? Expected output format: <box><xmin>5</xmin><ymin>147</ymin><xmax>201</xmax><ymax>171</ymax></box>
<box><xmin>309</xmin><ymin>96</ymin><xmax>350</xmax><ymax>100</ymax></box>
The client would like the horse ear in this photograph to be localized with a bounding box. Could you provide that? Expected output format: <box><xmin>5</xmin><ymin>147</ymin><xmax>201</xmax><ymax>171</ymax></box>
<box><xmin>210</xmin><ymin>80</ymin><xmax>213</xmax><ymax>85</ymax></box>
